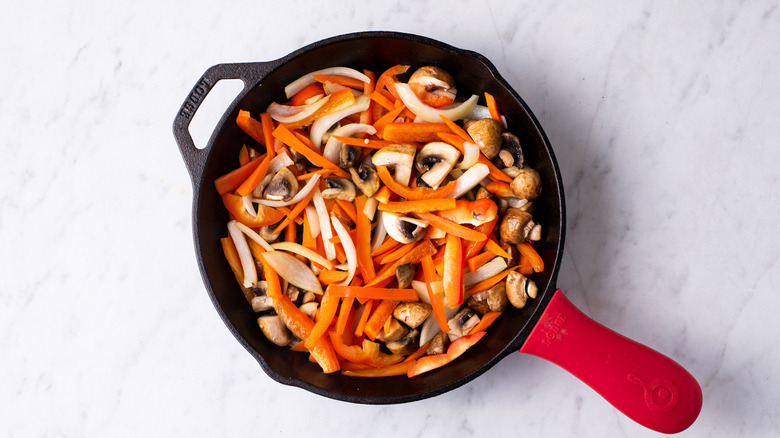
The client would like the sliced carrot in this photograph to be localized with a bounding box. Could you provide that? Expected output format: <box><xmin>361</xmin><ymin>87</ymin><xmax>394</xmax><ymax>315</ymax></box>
<box><xmin>293</xmin><ymin>130</ymin><xmax>318</xmax><ymax>151</ymax></box>
<box><xmin>363</xmin><ymin>299</ymin><xmax>400</xmax><ymax>340</ymax></box>
<box><xmin>370</xmin><ymin>236</ymin><xmax>401</xmax><ymax>257</ymax></box>
<box><xmin>336</xmin><ymin>199</ymin><xmax>357</xmax><ymax>223</ymax></box>
<box><xmin>414</xmin><ymin>212</ymin><xmax>487</xmax><ymax>242</ymax></box>
<box><xmin>329</xmin><ymin>285</ymin><xmax>417</xmax><ymax>301</ymax></box>
<box><xmin>381</xmin><ymin>123</ymin><xmax>452</xmax><ymax>143</ymax></box>
<box><xmin>439</xmin><ymin>114</ymin><xmax>473</xmax><ymax>143</ymax></box>
<box><xmin>234</xmin><ymin>154</ymin><xmax>270</xmax><ymax>197</ymax></box>
<box><xmin>484</xmin><ymin>92</ymin><xmax>501</xmax><ymax>122</ymax></box>
<box><xmin>377</xmin><ymin>65</ymin><xmax>410</xmax><ymax>100</ymax></box>
<box><xmin>359</xmin><ymin>70</ymin><xmax>375</xmax><ymax>126</ymax></box>
<box><xmin>468</xmin><ymin>311</ymin><xmax>502</xmax><ymax>335</ymax></box>
<box><xmin>517</xmin><ymin>242</ymin><xmax>545</xmax><ymax>273</ymax></box>
<box><xmin>296</xmin><ymin>168</ymin><xmax>332</xmax><ymax>180</ymax></box>
<box><xmin>377</xmin><ymin>198</ymin><xmax>456</xmax><ymax>214</ymax></box>
<box><xmin>422</xmin><ymin>255</ymin><xmax>449</xmax><ymax>333</ymax></box>
<box><xmin>259</xmin><ymin>112</ymin><xmax>276</xmax><ymax>158</ymax></box>
<box><xmin>272</xmin><ymin>124</ymin><xmax>350</xmax><ymax>178</ymax></box>
<box><xmin>312</xmin><ymin>74</ymin><xmax>366</xmax><ymax>90</ymax></box>
<box><xmin>372</xmin><ymin>105</ymin><xmax>405</xmax><ymax>138</ymax></box>
<box><xmin>443</xmin><ymin>234</ymin><xmax>464</xmax><ymax>308</ymax></box>
<box><xmin>285</xmin><ymin>219</ymin><xmax>296</xmax><ymax>244</ymax></box>
<box><xmin>214</xmin><ymin>156</ymin><xmax>262</xmax><ymax>195</ymax></box>
<box><xmin>376</xmin><ymin>166</ymin><xmax>456</xmax><ymax>201</ymax></box>
<box><xmin>365</xmin><ymin>239</ymin><xmax>436</xmax><ymax>287</ymax></box>
<box><xmin>335</xmin><ymin>296</ymin><xmax>355</xmax><ymax>336</ymax></box>
<box><xmin>318</xmin><ymin>269</ymin><xmax>349</xmax><ymax>285</ymax></box>
<box><xmin>464</xmin><ymin>265</ymin><xmax>520</xmax><ymax>295</ymax></box>
<box><xmin>369</xmin><ymin>90</ymin><xmax>396</xmax><ymax>111</ymax></box>
<box><xmin>305</xmin><ymin>292</ymin><xmax>340</xmax><ymax>350</ymax></box>
<box><xmin>269</xmin><ymin>182</ymin><xmax>318</xmax><ymax>234</ymax></box>
<box><xmin>354</xmin><ymin>196</ymin><xmax>376</xmax><ymax>283</ymax></box>
<box><xmin>354</xmin><ymin>299</ymin><xmax>375</xmax><ymax>336</ymax></box>
<box><xmin>236</xmin><ymin>110</ymin><xmax>266</xmax><ymax>147</ymax></box>
<box><xmin>485</xmin><ymin>181</ymin><xmax>514</xmax><ymax>198</ymax></box>
<box><xmin>302</xmin><ymin>217</ymin><xmax>316</xmax><ymax>250</ymax></box>
<box><xmin>378</xmin><ymin>241</ymin><xmax>418</xmax><ymax>265</ymax></box>
<box><xmin>484</xmin><ymin>236</ymin><xmax>511</xmax><ymax>259</ymax></box>
<box><xmin>238</xmin><ymin>145</ymin><xmax>251</xmax><ymax>166</ymax></box>
<box><xmin>466</xmin><ymin>250</ymin><xmax>497</xmax><ymax>273</ymax></box>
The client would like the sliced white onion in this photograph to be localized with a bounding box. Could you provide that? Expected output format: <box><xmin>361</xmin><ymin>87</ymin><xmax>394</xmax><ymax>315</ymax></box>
<box><xmin>419</xmin><ymin>301</ymin><xmax>460</xmax><ymax>345</ymax></box>
<box><xmin>304</xmin><ymin>205</ymin><xmax>320</xmax><ymax>239</ymax></box>
<box><xmin>411</xmin><ymin>280</ymin><xmax>444</xmax><ymax>304</ymax></box>
<box><xmin>267</xmin><ymin>150</ymin><xmax>295</xmax><ymax>175</ymax></box>
<box><xmin>463</xmin><ymin>257</ymin><xmax>508</xmax><ymax>287</ymax></box>
<box><xmin>363</xmin><ymin>196</ymin><xmax>379</xmax><ymax>221</ymax></box>
<box><xmin>330</xmin><ymin>215</ymin><xmax>357</xmax><ymax>286</ymax></box>
<box><xmin>270</xmin><ymin>241</ymin><xmax>333</xmax><ymax>270</ymax></box>
<box><xmin>466</xmin><ymin>104</ymin><xmax>508</xmax><ymax>128</ymax></box>
<box><xmin>447</xmin><ymin>163</ymin><xmax>490</xmax><ymax>199</ymax></box>
<box><xmin>284</xmin><ymin>67</ymin><xmax>370</xmax><ymax>99</ymax></box>
<box><xmin>233</xmin><ymin>221</ymin><xmax>275</xmax><ymax>252</ymax></box>
<box><xmin>242</xmin><ymin>193</ymin><xmax>257</xmax><ymax>218</ymax></box>
<box><xmin>312</xmin><ymin>188</ymin><xmax>336</xmax><ymax>260</ymax></box>
<box><xmin>322</xmin><ymin>123</ymin><xmax>377</xmax><ymax>164</ymax></box>
<box><xmin>456</xmin><ymin>141</ymin><xmax>480</xmax><ymax>169</ymax></box>
<box><xmin>261</xmin><ymin>250</ymin><xmax>323</xmax><ymax>294</ymax></box>
<box><xmin>310</xmin><ymin>95</ymin><xmax>370</xmax><ymax>149</ymax></box>
<box><xmin>267</xmin><ymin>96</ymin><xmax>330</xmax><ymax>124</ymax></box>
<box><xmin>227</xmin><ymin>220</ymin><xmax>257</xmax><ymax>288</ymax></box>
<box><xmin>370</xmin><ymin>214</ymin><xmax>387</xmax><ymax>253</ymax></box>
<box><xmin>256</xmin><ymin>173</ymin><xmax>321</xmax><ymax>207</ymax></box>
<box><xmin>395</xmin><ymin>83</ymin><xmax>478</xmax><ymax>123</ymax></box>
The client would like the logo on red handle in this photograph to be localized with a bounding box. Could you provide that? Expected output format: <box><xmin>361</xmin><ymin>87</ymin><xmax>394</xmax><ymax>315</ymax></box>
<box><xmin>627</xmin><ymin>373</ymin><xmax>679</xmax><ymax>412</ymax></box>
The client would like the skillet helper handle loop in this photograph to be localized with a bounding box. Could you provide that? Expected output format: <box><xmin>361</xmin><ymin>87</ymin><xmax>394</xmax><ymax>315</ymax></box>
<box><xmin>519</xmin><ymin>290</ymin><xmax>702</xmax><ymax>434</ymax></box>
<box><xmin>172</xmin><ymin>62</ymin><xmax>270</xmax><ymax>181</ymax></box>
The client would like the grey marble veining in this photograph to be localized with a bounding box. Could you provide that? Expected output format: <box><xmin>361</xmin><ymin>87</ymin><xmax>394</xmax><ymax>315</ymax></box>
<box><xmin>2</xmin><ymin>1</ymin><xmax>779</xmax><ymax>436</ymax></box>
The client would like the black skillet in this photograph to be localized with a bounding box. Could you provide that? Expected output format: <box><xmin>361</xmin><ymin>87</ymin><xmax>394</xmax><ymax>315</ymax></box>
<box><xmin>173</xmin><ymin>32</ymin><xmax>701</xmax><ymax>434</ymax></box>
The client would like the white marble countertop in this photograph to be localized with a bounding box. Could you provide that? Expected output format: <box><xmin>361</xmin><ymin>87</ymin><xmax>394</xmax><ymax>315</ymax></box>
<box><xmin>3</xmin><ymin>1</ymin><xmax>779</xmax><ymax>436</ymax></box>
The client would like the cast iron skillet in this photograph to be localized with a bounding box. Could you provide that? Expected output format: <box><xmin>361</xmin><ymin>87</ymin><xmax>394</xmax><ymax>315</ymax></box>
<box><xmin>173</xmin><ymin>32</ymin><xmax>702</xmax><ymax>434</ymax></box>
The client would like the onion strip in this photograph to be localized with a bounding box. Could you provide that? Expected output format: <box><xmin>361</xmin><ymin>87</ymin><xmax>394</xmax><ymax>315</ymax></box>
<box><xmin>227</xmin><ymin>220</ymin><xmax>257</xmax><ymax>288</ymax></box>
<box><xmin>310</xmin><ymin>95</ymin><xmax>370</xmax><ymax>149</ymax></box>
<box><xmin>322</xmin><ymin>123</ymin><xmax>376</xmax><ymax>164</ymax></box>
<box><xmin>456</xmin><ymin>142</ymin><xmax>480</xmax><ymax>169</ymax></box>
<box><xmin>330</xmin><ymin>215</ymin><xmax>357</xmax><ymax>286</ymax></box>
<box><xmin>260</xmin><ymin>250</ymin><xmax>323</xmax><ymax>294</ymax></box>
<box><xmin>312</xmin><ymin>188</ymin><xmax>336</xmax><ymax>260</ymax></box>
<box><xmin>233</xmin><ymin>221</ymin><xmax>275</xmax><ymax>252</ymax></box>
<box><xmin>270</xmin><ymin>241</ymin><xmax>334</xmax><ymax>270</ymax></box>
<box><xmin>267</xmin><ymin>96</ymin><xmax>330</xmax><ymax>124</ymax></box>
<box><xmin>304</xmin><ymin>205</ymin><xmax>321</xmax><ymax>239</ymax></box>
<box><xmin>446</xmin><ymin>163</ymin><xmax>489</xmax><ymax>199</ymax></box>
<box><xmin>463</xmin><ymin>257</ymin><xmax>507</xmax><ymax>287</ymax></box>
<box><xmin>285</xmin><ymin>67</ymin><xmax>370</xmax><ymax>99</ymax></box>
<box><xmin>395</xmin><ymin>83</ymin><xmax>478</xmax><ymax>123</ymax></box>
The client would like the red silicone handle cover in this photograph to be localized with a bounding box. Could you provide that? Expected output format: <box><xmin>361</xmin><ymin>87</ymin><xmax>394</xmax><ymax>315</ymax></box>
<box><xmin>519</xmin><ymin>290</ymin><xmax>702</xmax><ymax>434</ymax></box>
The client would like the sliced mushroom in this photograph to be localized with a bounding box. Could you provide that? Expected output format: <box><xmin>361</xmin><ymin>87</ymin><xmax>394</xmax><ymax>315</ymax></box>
<box><xmin>426</xmin><ymin>331</ymin><xmax>451</xmax><ymax>356</ymax></box>
<box><xmin>299</xmin><ymin>301</ymin><xmax>319</xmax><ymax>320</ymax></box>
<box><xmin>510</xmin><ymin>167</ymin><xmax>542</xmax><ymax>201</ymax></box>
<box><xmin>467</xmin><ymin>281</ymin><xmax>509</xmax><ymax>315</ymax></box>
<box><xmin>502</xmin><ymin>166</ymin><xmax>521</xmax><ymax>179</ymax></box>
<box><xmin>395</xmin><ymin>263</ymin><xmax>417</xmax><ymax>289</ymax></box>
<box><xmin>501</xmin><ymin>132</ymin><xmax>525</xmax><ymax>169</ymax></box>
<box><xmin>250</xmin><ymin>281</ymin><xmax>274</xmax><ymax>313</ymax></box>
<box><xmin>499</xmin><ymin>208</ymin><xmax>537</xmax><ymax>244</ymax></box>
<box><xmin>251</xmin><ymin>173</ymin><xmax>274</xmax><ymax>198</ymax></box>
<box><xmin>321</xmin><ymin>177</ymin><xmax>356</xmax><ymax>201</ymax></box>
<box><xmin>259</xmin><ymin>221</ymin><xmax>283</xmax><ymax>242</ymax></box>
<box><xmin>506</xmin><ymin>270</ymin><xmax>538</xmax><ymax>309</ymax></box>
<box><xmin>498</xmin><ymin>149</ymin><xmax>515</xmax><ymax>168</ymax></box>
<box><xmin>393</xmin><ymin>301</ymin><xmax>432</xmax><ymax>329</ymax></box>
<box><xmin>466</xmin><ymin>118</ymin><xmax>504</xmax><ymax>160</ymax></box>
<box><xmin>339</xmin><ymin>144</ymin><xmax>362</xmax><ymax>169</ymax></box>
<box><xmin>408</xmin><ymin>66</ymin><xmax>457</xmax><ymax>107</ymax></box>
<box><xmin>385</xmin><ymin>329</ymin><xmax>419</xmax><ymax>355</ymax></box>
<box><xmin>285</xmin><ymin>284</ymin><xmax>303</xmax><ymax>306</ymax></box>
<box><xmin>263</xmin><ymin>167</ymin><xmax>298</xmax><ymax>201</ymax></box>
<box><xmin>257</xmin><ymin>315</ymin><xmax>294</xmax><ymax>346</ymax></box>
<box><xmin>381</xmin><ymin>212</ymin><xmax>428</xmax><ymax>244</ymax></box>
<box><xmin>447</xmin><ymin>308</ymin><xmax>481</xmax><ymax>341</ymax></box>
<box><xmin>375</xmin><ymin>318</ymin><xmax>409</xmax><ymax>343</ymax></box>
<box><xmin>504</xmin><ymin>244</ymin><xmax>520</xmax><ymax>268</ymax></box>
<box><xmin>372</xmin><ymin>143</ymin><xmax>416</xmax><ymax>185</ymax></box>
<box><xmin>349</xmin><ymin>162</ymin><xmax>380</xmax><ymax>197</ymax></box>
<box><xmin>415</xmin><ymin>142</ymin><xmax>461</xmax><ymax>187</ymax></box>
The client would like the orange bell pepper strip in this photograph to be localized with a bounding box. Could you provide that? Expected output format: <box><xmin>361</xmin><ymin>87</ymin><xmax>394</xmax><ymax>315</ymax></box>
<box><xmin>328</xmin><ymin>285</ymin><xmax>417</xmax><ymax>301</ymax></box>
<box><xmin>272</xmin><ymin>124</ymin><xmax>350</xmax><ymax>178</ymax></box>
<box><xmin>466</xmin><ymin>250</ymin><xmax>497</xmax><ymax>273</ymax></box>
<box><xmin>235</xmin><ymin>154</ymin><xmax>271</xmax><ymax>197</ymax></box>
<box><xmin>363</xmin><ymin>299</ymin><xmax>400</xmax><ymax>340</ymax></box>
<box><xmin>422</xmin><ymin>254</ymin><xmax>449</xmax><ymax>333</ymax></box>
<box><xmin>407</xmin><ymin>331</ymin><xmax>486</xmax><ymax>377</ymax></box>
<box><xmin>335</xmin><ymin>296</ymin><xmax>355</xmax><ymax>338</ymax></box>
<box><xmin>328</xmin><ymin>332</ymin><xmax>403</xmax><ymax>367</ymax></box>
<box><xmin>305</xmin><ymin>291</ymin><xmax>340</xmax><ymax>351</ymax></box>
<box><xmin>261</xmin><ymin>258</ymin><xmax>340</xmax><ymax>373</ymax></box>
<box><xmin>437</xmin><ymin>132</ymin><xmax>513</xmax><ymax>183</ymax></box>
<box><xmin>377</xmin><ymin>64</ymin><xmax>410</xmax><ymax>100</ymax></box>
<box><xmin>259</xmin><ymin>112</ymin><xmax>276</xmax><ymax>158</ymax></box>
<box><xmin>439</xmin><ymin>114</ymin><xmax>473</xmax><ymax>143</ymax></box>
<box><xmin>443</xmin><ymin>233</ymin><xmax>464</xmax><ymax>308</ymax></box>
<box><xmin>372</xmin><ymin>105</ymin><xmax>405</xmax><ymax>138</ymax></box>
<box><xmin>376</xmin><ymin>166</ymin><xmax>457</xmax><ymax>201</ymax></box>
<box><xmin>364</xmin><ymin>239</ymin><xmax>436</xmax><ymax>287</ymax></box>
<box><xmin>484</xmin><ymin>236</ymin><xmax>511</xmax><ymax>259</ymax></box>
<box><xmin>414</xmin><ymin>212</ymin><xmax>487</xmax><ymax>242</ymax></box>
<box><xmin>281</xmin><ymin>88</ymin><xmax>356</xmax><ymax>129</ymax></box>
<box><xmin>381</xmin><ymin>123</ymin><xmax>453</xmax><ymax>143</ymax></box>
<box><xmin>462</xmin><ymin>218</ymin><xmax>497</xmax><ymax>260</ymax></box>
<box><xmin>236</xmin><ymin>110</ymin><xmax>266</xmax><ymax>147</ymax></box>
<box><xmin>289</xmin><ymin>82</ymin><xmax>325</xmax><ymax>107</ymax></box>
<box><xmin>221</xmin><ymin>193</ymin><xmax>285</xmax><ymax>228</ymax></box>
<box><xmin>373</xmin><ymin>185</ymin><xmax>394</xmax><ymax>203</ymax></box>
<box><xmin>214</xmin><ymin>156</ymin><xmax>262</xmax><ymax>194</ymax></box>
<box><xmin>517</xmin><ymin>242</ymin><xmax>545</xmax><ymax>273</ymax></box>
<box><xmin>484</xmin><ymin>92</ymin><xmax>502</xmax><ymax>122</ymax></box>
<box><xmin>468</xmin><ymin>311</ymin><xmax>502</xmax><ymax>335</ymax></box>
<box><xmin>359</xmin><ymin>70</ymin><xmax>375</xmax><ymax>126</ymax></box>
<box><xmin>485</xmin><ymin>181</ymin><xmax>514</xmax><ymax>198</ymax></box>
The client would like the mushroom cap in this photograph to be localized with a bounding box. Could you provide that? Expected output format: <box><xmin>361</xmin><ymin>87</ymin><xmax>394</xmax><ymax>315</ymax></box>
<box><xmin>263</xmin><ymin>167</ymin><xmax>298</xmax><ymax>201</ymax></box>
<box><xmin>381</xmin><ymin>211</ymin><xmax>428</xmax><ymax>244</ymax></box>
<box><xmin>371</xmin><ymin>143</ymin><xmax>417</xmax><ymax>185</ymax></box>
<box><xmin>339</xmin><ymin>144</ymin><xmax>361</xmax><ymax>169</ymax></box>
<box><xmin>349</xmin><ymin>163</ymin><xmax>380</xmax><ymax>197</ymax></box>
<box><xmin>510</xmin><ymin>167</ymin><xmax>542</xmax><ymax>201</ymax></box>
<box><xmin>466</xmin><ymin>118</ymin><xmax>504</xmax><ymax>160</ymax></box>
<box><xmin>414</xmin><ymin>142</ymin><xmax>461</xmax><ymax>187</ymax></box>
<box><xmin>321</xmin><ymin>177</ymin><xmax>356</xmax><ymax>201</ymax></box>
<box><xmin>506</xmin><ymin>270</ymin><xmax>537</xmax><ymax>309</ymax></box>
<box><xmin>499</xmin><ymin>208</ymin><xmax>534</xmax><ymax>244</ymax></box>
<box><xmin>395</xmin><ymin>263</ymin><xmax>417</xmax><ymax>289</ymax></box>
<box><xmin>393</xmin><ymin>301</ymin><xmax>432</xmax><ymax>329</ymax></box>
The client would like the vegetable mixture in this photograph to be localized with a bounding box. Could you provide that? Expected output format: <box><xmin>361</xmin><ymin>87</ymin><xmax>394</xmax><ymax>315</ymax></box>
<box><xmin>217</xmin><ymin>64</ymin><xmax>544</xmax><ymax>377</ymax></box>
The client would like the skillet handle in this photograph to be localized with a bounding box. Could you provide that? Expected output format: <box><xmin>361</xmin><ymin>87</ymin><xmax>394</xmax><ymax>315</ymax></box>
<box><xmin>172</xmin><ymin>62</ymin><xmax>272</xmax><ymax>182</ymax></box>
<box><xmin>519</xmin><ymin>289</ymin><xmax>702</xmax><ymax>434</ymax></box>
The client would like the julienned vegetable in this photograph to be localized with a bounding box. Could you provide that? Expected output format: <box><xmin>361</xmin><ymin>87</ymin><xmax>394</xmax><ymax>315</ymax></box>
<box><xmin>217</xmin><ymin>64</ymin><xmax>545</xmax><ymax>377</ymax></box>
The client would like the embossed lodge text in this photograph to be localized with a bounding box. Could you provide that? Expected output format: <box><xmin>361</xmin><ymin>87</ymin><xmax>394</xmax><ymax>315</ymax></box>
<box><xmin>179</xmin><ymin>78</ymin><xmax>211</xmax><ymax>119</ymax></box>
<box><xmin>541</xmin><ymin>312</ymin><xmax>567</xmax><ymax>346</ymax></box>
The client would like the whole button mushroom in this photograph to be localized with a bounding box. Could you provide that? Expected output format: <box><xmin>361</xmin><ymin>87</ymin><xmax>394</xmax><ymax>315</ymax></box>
<box><xmin>466</xmin><ymin>118</ymin><xmax>504</xmax><ymax>160</ymax></box>
<box><xmin>499</xmin><ymin>208</ymin><xmax>535</xmax><ymax>244</ymax></box>
<box><xmin>510</xmin><ymin>167</ymin><xmax>542</xmax><ymax>201</ymax></box>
